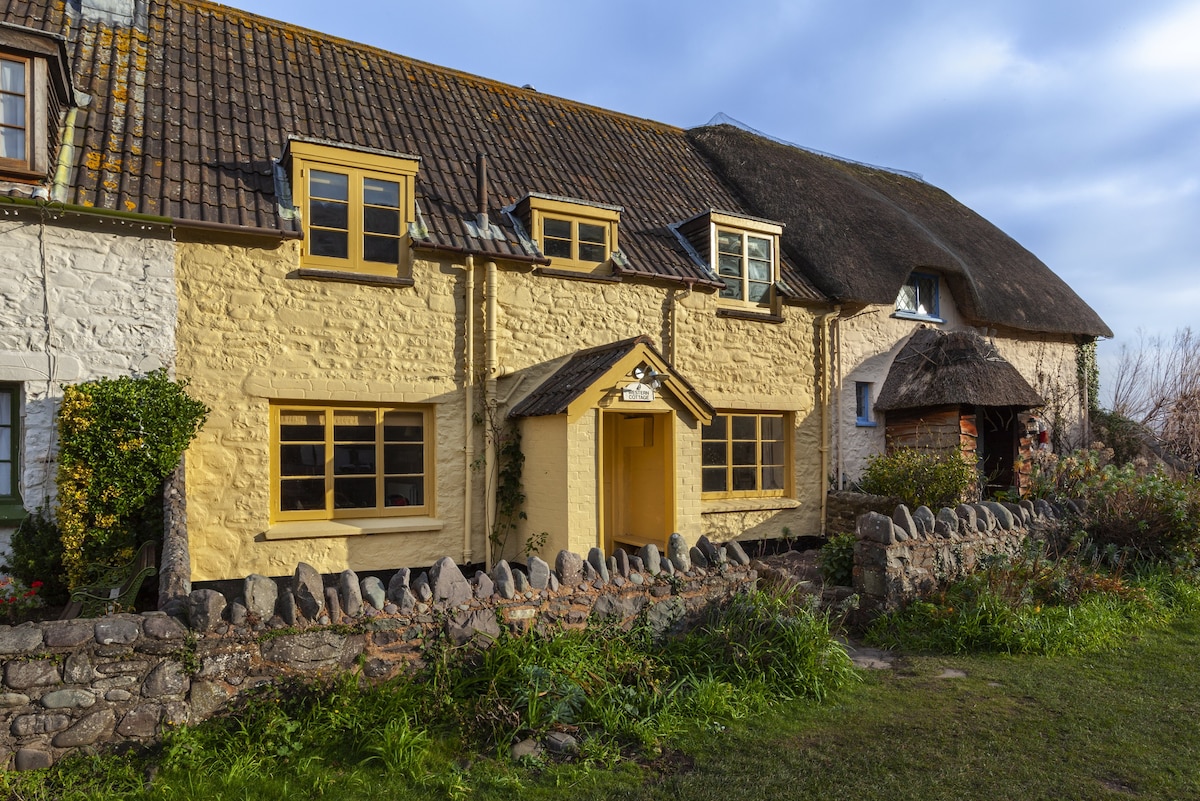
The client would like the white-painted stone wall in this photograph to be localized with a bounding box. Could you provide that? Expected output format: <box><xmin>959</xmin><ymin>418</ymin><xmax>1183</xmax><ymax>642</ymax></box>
<box><xmin>0</xmin><ymin>211</ymin><xmax>176</xmax><ymax>560</ymax></box>
<box><xmin>833</xmin><ymin>275</ymin><xmax>1086</xmax><ymax>485</ymax></box>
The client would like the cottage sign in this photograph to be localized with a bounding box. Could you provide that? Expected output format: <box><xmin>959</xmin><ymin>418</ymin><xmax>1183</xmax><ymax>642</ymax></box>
<box><xmin>622</xmin><ymin>382</ymin><xmax>654</xmax><ymax>402</ymax></box>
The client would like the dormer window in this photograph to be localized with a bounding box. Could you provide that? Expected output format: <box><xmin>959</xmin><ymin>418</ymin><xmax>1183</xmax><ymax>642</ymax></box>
<box><xmin>674</xmin><ymin>210</ymin><xmax>783</xmax><ymax>308</ymax></box>
<box><xmin>895</xmin><ymin>271</ymin><xmax>942</xmax><ymax>321</ymax></box>
<box><xmin>512</xmin><ymin>193</ymin><xmax>621</xmax><ymax>274</ymax></box>
<box><xmin>0</xmin><ymin>26</ymin><xmax>73</xmax><ymax>182</ymax></box>
<box><xmin>0</xmin><ymin>56</ymin><xmax>29</xmax><ymax>169</ymax></box>
<box><xmin>718</xmin><ymin>229</ymin><xmax>773</xmax><ymax>302</ymax></box>
<box><xmin>286</xmin><ymin>139</ymin><xmax>420</xmax><ymax>277</ymax></box>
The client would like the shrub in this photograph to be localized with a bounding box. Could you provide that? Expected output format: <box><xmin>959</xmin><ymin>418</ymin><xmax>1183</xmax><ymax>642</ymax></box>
<box><xmin>819</xmin><ymin>532</ymin><xmax>856</xmax><ymax>586</ymax></box>
<box><xmin>1</xmin><ymin>508</ymin><xmax>69</xmax><ymax>607</ymax></box>
<box><xmin>858</xmin><ymin>447</ymin><xmax>977</xmax><ymax>510</ymax></box>
<box><xmin>56</xmin><ymin>370</ymin><xmax>208</xmax><ymax>587</ymax></box>
<box><xmin>1077</xmin><ymin>465</ymin><xmax>1200</xmax><ymax>563</ymax></box>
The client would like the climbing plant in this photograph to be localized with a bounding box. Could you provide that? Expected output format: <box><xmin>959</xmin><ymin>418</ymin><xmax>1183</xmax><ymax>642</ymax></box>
<box><xmin>55</xmin><ymin>370</ymin><xmax>208</xmax><ymax>587</ymax></box>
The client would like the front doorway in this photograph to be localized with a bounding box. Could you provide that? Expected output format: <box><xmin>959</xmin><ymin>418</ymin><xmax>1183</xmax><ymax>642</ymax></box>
<box><xmin>602</xmin><ymin>411</ymin><xmax>674</xmax><ymax>555</ymax></box>
<box><xmin>979</xmin><ymin>406</ymin><xmax>1018</xmax><ymax>496</ymax></box>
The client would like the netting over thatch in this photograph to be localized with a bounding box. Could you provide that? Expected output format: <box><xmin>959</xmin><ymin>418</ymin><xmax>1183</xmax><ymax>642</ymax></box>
<box><xmin>687</xmin><ymin>124</ymin><xmax>1111</xmax><ymax>338</ymax></box>
<box><xmin>875</xmin><ymin>328</ymin><xmax>1044</xmax><ymax>412</ymax></box>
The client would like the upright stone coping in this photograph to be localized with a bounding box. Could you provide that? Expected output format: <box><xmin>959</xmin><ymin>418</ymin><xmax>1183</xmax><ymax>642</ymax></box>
<box><xmin>854</xmin><ymin>501</ymin><xmax>1058</xmax><ymax>613</ymax></box>
<box><xmin>0</xmin><ymin>537</ymin><xmax>758</xmax><ymax>770</ymax></box>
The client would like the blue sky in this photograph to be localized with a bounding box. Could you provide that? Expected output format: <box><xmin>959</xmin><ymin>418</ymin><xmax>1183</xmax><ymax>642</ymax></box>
<box><xmin>232</xmin><ymin>0</ymin><xmax>1199</xmax><ymax>400</ymax></box>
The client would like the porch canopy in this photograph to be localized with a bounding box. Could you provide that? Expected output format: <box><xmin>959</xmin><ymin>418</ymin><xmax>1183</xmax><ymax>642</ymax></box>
<box><xmin>875</xmin><ymin>328</ymin><xmax>1044</xmax><ymax>412</ymax></box>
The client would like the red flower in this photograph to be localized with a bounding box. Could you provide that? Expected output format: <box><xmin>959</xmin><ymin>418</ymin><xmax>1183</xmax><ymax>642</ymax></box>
<box><xmin>31</xmin><ymin>581</ymin><xmax>43</xmax><ymax>588</ymax></box>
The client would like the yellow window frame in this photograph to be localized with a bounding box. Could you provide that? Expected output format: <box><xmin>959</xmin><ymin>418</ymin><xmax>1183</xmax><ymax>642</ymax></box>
<box><xmin>701</xmin><ymin>412</ymin><xmax>789</xmax><ymax>499</ymax></box>
<box><xmin>0</xmin><ymin>54</ymin><xmax>30</xmax><ymax>173</ymax></box>
<box><xmin>709</xmin><ymin>212</ymin><xmax>782</xmax><ymax>309</ymax></box>
<box><xmin>270</xmin><ymin>403</ymin><xmax>433</xmax><ymax>523</ymax></box>
<box><xmin>526</xmin><ymin>195</ymin><xmax>620</xmax><ymax>273</ymax></box>
<box><xmin>289</xmin><ymin>141</ymin><xmax>420</xmax><ymax>277</ymax></box>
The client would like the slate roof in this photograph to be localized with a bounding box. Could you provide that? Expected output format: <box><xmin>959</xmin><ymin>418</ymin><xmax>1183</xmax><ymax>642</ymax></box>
<box><xmin>0</xmin><ymin>0</ymin><xmax>824</xmax><ymax>298</ymax></box>
<box><xmin>874</xmin><ymin>328</ymin><xmax>1045</xmax><ymax>412</ymax></box>
<box><xmin>688</xmin><ymin>124</ymin><xmax>1112</xmax><ymax>338</ymax></box>
<box><xmin>509</xmin><ymin>336</ymin><xmax>650</xmax><ymax>419</ymax></box>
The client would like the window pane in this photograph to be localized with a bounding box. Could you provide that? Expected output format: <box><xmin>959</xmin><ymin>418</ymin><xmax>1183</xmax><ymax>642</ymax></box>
<box><xmin>385</xmin><ymin>477</ymin><xmax>423</xmax><ymax>507</ymax></box>
<box><xmin>748</xmin><ymin>282</ymin><xmax>770</xmax><ymax>303</ymax></box>
<box><xmin>0</xmin><ymin>60</ymin><xmax>24</xmax><ymax>93</ymax></box>
<box><xmin>384</xmin><ymin>412</ymin><xmax>423</xmax><ymax>441</ymax></box>
<box><xmin>364</xmin><ymin>206</ymin><xmax>400</xmax><ymax>235</ymax></box>
<box><xmin>578</xmin><ymin>222</ymin><xmax>605</xmax><ymax>244</ymax></box>
<box><xmin>762</xmin><ymin>466</ymin><xmax>785</xmax><ymax>491</ymax></box>
<box><xmin>701</xmin><ymin>416</ymin><xmax>726</xmax><ymax>440</ymax></box>
<box><xmin>0</xmin><ymin>390</ymin><xmax>10</xmax><ymax>425</ymax></box>
<box><xmin>702</xmin><ymin>441</ymin><xmax>727</xmax><ymax>467</ymax></box>
<box><xmin>0</xmin><ymin>427</ymin><xmax>8</xmax><ymax>453</ymax></box>
<box><xmin>334</xmin><ymin>410</ymin><xmax>376</xmax><ymax>437</ymax></box>
<box><xmin>384</xmin><ymin>443</ymin><xmax>423</xmax><ymax>474</ymax></box>
<box><xmin>280</xmin><ymin>444</ymin><xmax>324</xmax><ymax>476</ymax></box>
<box><xmin>0</xmin><ymin>463</ymin><xmax>10</xmax><ymax>495</ymax></box>
<box><xmin>732</xmin><ymin>467</ymin><xmax>757</xmax><ymax>491</ymax></box>
<box><xmin>281</xmin><ymin>478</ymin><xmax>325</xmax><ymax>511</ymax></box>
<box><xmin>761</xmin><ymin>441</ymin><xmax>784</xmax><ymax>466</ymax></box>
<box><xmin>543</xmin><ymin>218</ymin><xmax>571</xmax><ymax>239</ymax></box>
<box><xmin>578</xmin><ymin>242</ymin><xmax>606</xmax><ymax>262</ymax></box>
<box><xmin>717</xmin><ymin>231</ymin><xmax>742</xmax><ymax>254</ymax></box>
<box><xmin>0</xmin><ymin>127</ymin><xmax>24</xmax><ymax>160</ymax></box>
<box><xmin>311</xmin><ymin>229</ymin><xmax>348</xmax><ymax>259</ymax></box>
<box><xmin>334</xmin><ymin>444</ymin><xmax>375</xmax><ymax>475</ymax></box>
<box><xmin>363</xmin><ymin>177</ymin><xmax>400</xmax><ymax>207</ymax></box>
<box><xmin>702</xmin><ymin>467</ymin><xmax>727</xmax><ymax>493</ymax></box>
<box><xmin>310</xmin><ymin>199</ymin><xmax>348</xmax><ymax>229</ymax></box>
<box><xmin>720</xmin><ymin>277</ymin><xmax>742</xmax><ymax>300</ymax></box>
<box><xmin>761</xmin><ymin>415</ymin><xmax>783</xmax><ymax>440</ymax></box>
<box><xmin>896</xmin><ymin>283</ymin><xmax>917</xmax><ymax>312</ymax></box>
<box><xmin>544</xmin><ymin>238</ymin><xmax>571</xmax><ymax>258</ymax></box>
<box><xmin>718</xmin><ymin>254</ymin><xmax>743</xmax><ymax>277</ymax></box>
<box><xmin>732</xmin><ymin>441</ymin><xmax>756</xmax><ymax>466</ymax></box>
<box><xmin>746</xmin><ymin>236</ymin><xmax>771</xmax><ymax>260</ymax></box>
<box><xmin>915</xmin><ymin>276</ymin><xmax>936</xmax><ymax>315</ymax></box>
<box><xmin>334</xmin><ymin>477</ymin><xmax>376</xmax><ymax>509</ymax></box>
<box><xmin>0</xmin><ymin>94</ymin><xmax>24</xmax><ymax>126</ymax></box>
<box><xmin>731</xmin><ymin>416</ymin><xmax>757</xmax><ymax>440</ymax></box>
<box><xmin>310</xmin><ymin>170</ymin><xmax>348</xmax><ymax>201</ymax></box>
<box><xmin>747</xmin><ymin>258</ymin><xmax>771</xmax><ymax>282</ymax></box>
<box><xmin>363</xmin><ymin>235</ymin><xmax>399</xmax><ymax>264</ymax></box>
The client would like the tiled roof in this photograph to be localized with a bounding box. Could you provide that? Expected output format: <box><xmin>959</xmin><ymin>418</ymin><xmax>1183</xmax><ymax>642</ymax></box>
<box><xmin>2</xmin><ymin>0</ymin><xmax>824</xmax><ymax>299</ymax></box>
<box><xmin>509</xmin><ymin>336</ymin><xmax>649</xmax><ymax>419</ymax></box>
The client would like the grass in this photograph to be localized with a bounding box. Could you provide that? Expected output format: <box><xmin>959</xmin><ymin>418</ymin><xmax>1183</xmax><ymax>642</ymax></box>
<box><xmin>6</xmin><ymin>575</ymin><xmax>1200</xmax><ymax>800</ymax></box>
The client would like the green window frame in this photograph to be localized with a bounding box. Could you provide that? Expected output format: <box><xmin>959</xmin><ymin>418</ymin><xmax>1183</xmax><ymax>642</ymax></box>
<box><xmin>0</xmin><ymin>383</ymin><xmax>23</xmax><ymax>522</ymax></box>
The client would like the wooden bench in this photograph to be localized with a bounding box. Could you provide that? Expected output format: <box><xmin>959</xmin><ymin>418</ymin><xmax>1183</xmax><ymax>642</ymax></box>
<box><xmin>59</xmin><ymin>540</ymin><xmax>158</xmax><ymax>619</ymax></box>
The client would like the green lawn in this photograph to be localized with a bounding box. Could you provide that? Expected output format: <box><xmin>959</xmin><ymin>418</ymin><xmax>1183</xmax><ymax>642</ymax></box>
<box><xmin>10</xmin><ymin>608</ymin><xmax>1200</xmax><ymax>801</ymax></box>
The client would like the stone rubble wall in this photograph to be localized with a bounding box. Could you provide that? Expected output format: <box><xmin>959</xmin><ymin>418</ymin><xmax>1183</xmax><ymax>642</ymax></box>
<box><xmin>825</xmin><ymin>490</ymin><xmax>900</xmax><ymax>536</ymax></box>
<box><xmin>0</xmin><ymin>534</ymin><xmax>755</xmax><ymax>771</ymax></box>
<box><xmin>853</xmin><ymin>498</ymin><xmax>1060</xmax><ymax>613</ymax></box>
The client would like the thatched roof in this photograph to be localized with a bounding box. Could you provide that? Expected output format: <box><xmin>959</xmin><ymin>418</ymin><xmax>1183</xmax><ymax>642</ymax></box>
<box><xmin>687</xmin><ymin>124</ymin><xmax>1112</xmax><ymax>338</ymax></box>
<box><xmin>874</xmin><ymin>328</ymin><xmax>1044</xmax><ymax>412</ymax></box>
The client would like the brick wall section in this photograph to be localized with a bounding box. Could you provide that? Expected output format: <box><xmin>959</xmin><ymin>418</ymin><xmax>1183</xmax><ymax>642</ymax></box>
<box><xmin>852</xmin><ymin>498</ymin><xmax>1056</xmax><ymax>613</ymax></box>
<box><xmin>0</xmin><ymin>542</ymin><xmax>755</xmax><ymax>770</ymax></box>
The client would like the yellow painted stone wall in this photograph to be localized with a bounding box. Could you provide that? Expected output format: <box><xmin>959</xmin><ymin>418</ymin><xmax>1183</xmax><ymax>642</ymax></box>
<box><xmin>176</xmin><ymin>238</ymin><xmax>477</xmax><ymax>581</ymax></box>
<box><xmin>834</xmin><ymin>275</ymin><xmax>1085</xmax><ymax>485</ymax></box>
<box><xmin>177</xmin><ymin>240</ymin><xmax>823</xmax><ymax>581</ymax></box>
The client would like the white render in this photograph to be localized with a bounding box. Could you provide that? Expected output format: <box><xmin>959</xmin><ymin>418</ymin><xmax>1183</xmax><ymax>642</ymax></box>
<box><xmin>0</xmin><ymin>212</ymin><xmax>176</xmax><ymax>557</ymax></box>
<box><xmin>832</xmin><ymin>274</ymin><xmax>1087</xmax><ymax>486</ymax></box>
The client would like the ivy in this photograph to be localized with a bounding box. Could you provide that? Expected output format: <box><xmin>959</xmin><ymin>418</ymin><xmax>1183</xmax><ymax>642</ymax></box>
<box><xmin>55</xmin><ymin>370</ymin><xmax>209</xmax><ymax>587</ymax></box>
<box><xmin>1077</xmin><ymin>340</ymin><xmax>1100</xmax><ymax>414</ymax></box>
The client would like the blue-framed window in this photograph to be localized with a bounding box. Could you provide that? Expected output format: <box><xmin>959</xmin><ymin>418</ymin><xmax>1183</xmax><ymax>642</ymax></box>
<box><xmin>855</xmin><ymin>382</ymin><xmax>876</xmax><ymax>427</ymax></box>
<box><xmin>894</xmin><ymin>271</ymin><xmax>941</xmax><ymax>320</ymax></box>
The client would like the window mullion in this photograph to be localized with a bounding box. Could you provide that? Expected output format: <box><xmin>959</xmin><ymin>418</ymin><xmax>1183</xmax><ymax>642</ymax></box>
<box><xmin>324</xmin><ymin>407</ymin><xmax>335</xmax><ymax>515</ymax></box>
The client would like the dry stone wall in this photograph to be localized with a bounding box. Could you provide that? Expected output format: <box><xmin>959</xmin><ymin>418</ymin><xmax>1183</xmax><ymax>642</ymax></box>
<box><xmin>853</xmin><ymin>497</ymin><xmax>1059</xmax><ymax>612</ymax></box>
<box><xmin>0</xmin><ymin>535</ymin><xmax>755</xmax><ymax>771</ymax></box>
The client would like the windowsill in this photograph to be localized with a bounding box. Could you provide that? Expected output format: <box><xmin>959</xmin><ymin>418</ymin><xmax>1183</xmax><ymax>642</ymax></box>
<box><xmin>856</xmin><ymin>419</ymin><xmax>878</xmax><ymax>428</ymax></box>
<box><xmin>716</xmin><ymin>307</ymin><xmax>784</xmax><ymax>324</ymax></box>
<box><xmin>533</xmin><ymin>266</ymin><xmax>621</xmax><ymax>283</ymax></box>
<box><xmin>892</xmin><ymin>310</ymin><xmax>945</xmax><ymax>324</ymax></box>
<box><xmin>701</xmin><ymin>497</ymin><xmax>800</xmax><ymax>514</ymax></box>
<box><xmin>0</xmin><ymin>501</ymin><xmax>27</xmax><ymax>525</ymax></box>
<box><xmin>289</xmin><ymin>268</ymin><xmax>415</xmax><ymax>288</ymax></box>
<box><xmin>264</xmin><ymin>515</ymin><xmax>443</xmax><ymax>541</ymax></box>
